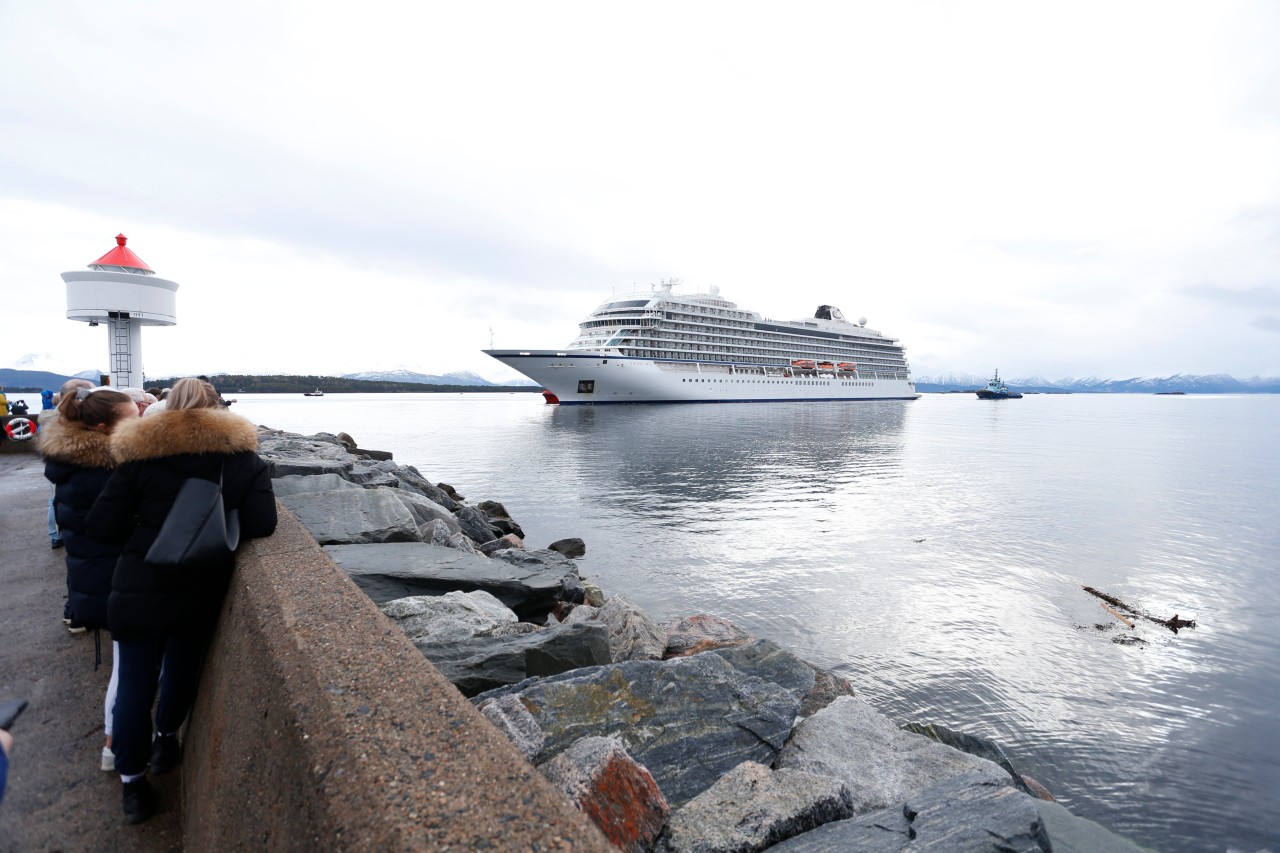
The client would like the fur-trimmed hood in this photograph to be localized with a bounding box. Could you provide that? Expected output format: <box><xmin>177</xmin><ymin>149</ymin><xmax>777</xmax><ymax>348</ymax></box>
<box><xmin>37</xmin><ymin>414</ymin><xmax>116</xmax><ymax>469</ymax></box>
<box><xmin>109</xmin><ymin>407</ymin><xmax>260</xmax><ymax>463</ymax></box>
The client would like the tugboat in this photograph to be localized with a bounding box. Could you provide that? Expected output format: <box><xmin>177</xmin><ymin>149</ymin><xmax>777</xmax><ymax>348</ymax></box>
<box><xmin>975</xmin><ymin>370</ymin><xmax>1023</xmax><ymax>399</ymax></box>
<box><xmin>303</xmin><ymin>388</ymin><xmax>324</xmax><ymax>397</ymax></box>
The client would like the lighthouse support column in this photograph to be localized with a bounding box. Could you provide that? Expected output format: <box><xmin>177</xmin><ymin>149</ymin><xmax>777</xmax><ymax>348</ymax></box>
<box><xmin>107</xmin><ymin>318</ymin><xmax>144</xmax><ymax>389</ymax></box>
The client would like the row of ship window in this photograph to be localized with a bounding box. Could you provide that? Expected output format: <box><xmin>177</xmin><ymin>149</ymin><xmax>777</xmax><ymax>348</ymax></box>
<box><xmin>593</xmin><ymin>326</ymin><xmax>896</xmax><ymax>350</ymax></box>
<box><xmin>681</xmin><ymin>378</ymin><xmax>876</xmax><ymax>386</ymax></box>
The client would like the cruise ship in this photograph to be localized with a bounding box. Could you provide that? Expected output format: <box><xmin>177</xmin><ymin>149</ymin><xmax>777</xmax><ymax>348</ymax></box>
<box><xmin>484</xmin><ymin>280</ymin><xmax>920</xmax><ymax>404</ymax></box>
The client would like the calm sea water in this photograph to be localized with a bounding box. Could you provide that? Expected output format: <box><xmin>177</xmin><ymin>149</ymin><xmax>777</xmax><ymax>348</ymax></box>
<box><xmin>230</xmin><ymin>390</ymin><xmax>1279</xmax><ymax>853</ymax></box>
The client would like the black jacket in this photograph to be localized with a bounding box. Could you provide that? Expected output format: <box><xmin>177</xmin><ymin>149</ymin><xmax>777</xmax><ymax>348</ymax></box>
<box><xmin>85</xmin><ymin>407</ymin><xmax>278</xmax><ymax>641</ymax></box>
<box><xmin>39</xmin><ymin>416</ymin><xmax>121</xmax><ymax>629</ymax></box>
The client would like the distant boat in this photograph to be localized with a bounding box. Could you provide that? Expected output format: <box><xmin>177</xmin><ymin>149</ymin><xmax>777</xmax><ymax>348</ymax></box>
<box><xmin>975</xmin><ymin>370</ymin><xmax>1023</xmax><ymax>400</ymax></box>
<box><xmin>303</xmin><ymin>388</ymin><xmax>324</xmax><ymax>397</ymax></box>
<box><xmin>1155</xmin><ymin>391</ymin><xmax>1185</xmax><ymax>395</ymax></box>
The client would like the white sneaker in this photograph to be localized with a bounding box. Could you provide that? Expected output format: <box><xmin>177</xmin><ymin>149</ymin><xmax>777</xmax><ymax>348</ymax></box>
<box><xmin>101</xmin><ymin>746</ymin><xmax>115</xmax><ymax>772</ymax></box>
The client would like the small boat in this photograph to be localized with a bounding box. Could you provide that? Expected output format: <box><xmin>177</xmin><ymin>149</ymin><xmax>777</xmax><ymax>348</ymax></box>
<box><xmin>836</xmin><ymin>362</ymin><xmax>857</xmax><ymax>372</ymax></box>
<box><xmin>303</xmin><ymin>388</ymin><xmax>324</xmax><ymax>397</ymax></box>
<box><xmin>791</xmin><ymin>359</ymin><xmax>817</xmax><ymax>370</ymax></box>
<box><xmin>975</xmin><ymin>370</ymin><xmax>1022</xmax><ymax>400</ymax></box>
<box><xmin>816</xmin><ymin>361</ymin><xmax>836</xmax><ymax>371</ymax></box>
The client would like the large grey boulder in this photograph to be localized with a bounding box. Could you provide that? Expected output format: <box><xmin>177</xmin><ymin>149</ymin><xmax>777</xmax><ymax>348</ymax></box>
<box><xmin>541</xmin><ymin>736</ymin><xmax>670</xmax><ymax>853</ymax></box>
<box><xmin>393</xmin><ymin>490</ymin><xmax>463</xmax><ymax>537</ymax></box>
<box><xmin>770</xmin><ymin>769</ymin><xmax>1050</xmax><ymax>852</ymax></box>
<box><xmin>1032</xmin><ymin>798</ymin><xmax>1152</xmax><ymax>853</ymax></box>
<box><xmin>344</xmin><ymin>464</ymin><xmax>399</xmax><ymax>487</ymax></box>
<box><xmin>474</xmin><ymin>651</ymin><xmax>801</xmax><ymax>808</ymax></box>
<box><xmin>415</xmin><ymin>620</ymin><xmax>611</xmax><ymax>696</ymax></box>
<box><xmin>597</xmin><ymin>596</ymin><xmax>667</xmax><ymax>662</ymax></box>
<box><xmin>479</xmin><ymin>534</ymin><xmax>525</xmax><ymax>556</ymax></box>
<box><xmin>713</xmin><ymin>641</ymin><xmax>856</xmax><ymax>719</ymax></box>
<box><xmin>267</xmin><ymin>457</ymin><xmax>355</xmax><ymax>478</ymax></box>
<box><xmin>325</xmin><ymin>542</ymin><xmax>583</xmax><ymax>619</ymax></box>
<box><xmin>479</xmin><ymin>694</ymin><xmax>546</xmax><ymax>763</ymax></box>
<box><xmin>562</xmin><ymin>600</ymin><xmax>665</xmax><ymax>663</ymax></box>
<box><xmin>548</xmin><ymin>537</ymin><xmax>586</xmax><ymax>558</ymax></box>
<box><xmin>475</xmin><ymin>499</ymin><xmax>526</xmax><ymax>539</ymax></box>
<box><xmin>446</xmin><ymin>531</ymin><xmax>481</xmax><ymax>555</ymax></box>
<box><xmin>389</xmin><ymin>465</ymin><xmax>459</xmax><ymax>511</ymax></box>
<box><xmin>711</xmin><ymin>640</ymin><xmax>817</xmax><ymax>702</ymax></box>
<box><xmin>661</xmin><ymin>614</ymin><xmax>752</xmax><ymax>658</ymax></box>
<box><xmin>271</xmin><ymin>473</ymin><xmax>363</xmax><ymax>497</ymax></box>
<box><xmin>775</xmin><ymin>696</ymin><xmax>1005</xmax><ymax>815</ymax></box>
<box><xmin>581</xmin><ymin>578</ymin><xmax>606</xmax><ymax>607</ymax></box>
<box><xmin>281</xmin><ymin>488</ymin><xmax>419</xmax><ymax>544</ymax></box>
<box><xmin>901</xmin><ymin>722</ymin><xmax>1033</xmax><ymax>796</ymax></box>
<box><xmin>380</xmin><ymin>590</ymin><xmax>519</xmax><ymax>643</ymax></box>
<box><xmin>423</xmin><ymin>519</ymin><xmax>454</xmax><ymax>548</ymax></box>
<box><xmin>492</xmin><ymin>548</ymin><xmax>586</xmax><ymax>604</ymax></box>
<box><xmin>454</xmin><ymin>505</ymin><xmax>500</xmax><ymax>543</ymax></box>
<box><xmin>259</xmin><ymin>435</ymin><xmax>355</xmax><ymax>462</ymax></box>
<box><xmin>656</xmin><ymin>761</ymin><xmax>854</xmax><ymax>853</ymax></box>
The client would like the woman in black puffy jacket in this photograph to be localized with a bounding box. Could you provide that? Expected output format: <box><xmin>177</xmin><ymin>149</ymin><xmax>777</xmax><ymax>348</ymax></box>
<box><xmin>42</xmin><ymin>386</ymin><xmax>137</xmax><ymax>632</ymax></box>
<box><xmin>86</xmin><ymin>378</ymin><xmax>277</xmax><ymax>824</ymax></box>
<box><xmin>40</xmin><ymin>384</ymin><xmax>139</xmax><ymax>772</ymax></box>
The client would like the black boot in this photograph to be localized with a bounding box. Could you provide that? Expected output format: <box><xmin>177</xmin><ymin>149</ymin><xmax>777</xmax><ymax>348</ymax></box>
<box><xmin>122</xmin><ymin>778</ymin><xmax>156</xmax><ymax>824</ymax></box>
<box><xmin>150</xmin><ymin>733</ymin><xmax>182</xmax><ymax>775</ymax></box>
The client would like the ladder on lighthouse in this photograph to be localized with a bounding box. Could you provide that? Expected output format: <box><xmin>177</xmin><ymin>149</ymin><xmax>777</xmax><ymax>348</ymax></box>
<box><xmin>111</xmin><ymin>320</ymin><xmax>132</xmax><ymax>380</ymax></box>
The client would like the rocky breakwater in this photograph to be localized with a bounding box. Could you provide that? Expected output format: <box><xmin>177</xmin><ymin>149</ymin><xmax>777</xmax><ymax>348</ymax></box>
<box><xmin>259</xmin><ymin>428</ymin><xmax>1151</xmax><ymax>853</ymax></box>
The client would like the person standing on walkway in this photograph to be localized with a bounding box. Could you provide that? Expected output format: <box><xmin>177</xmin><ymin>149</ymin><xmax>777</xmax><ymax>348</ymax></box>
<box><xmin>42</xmin><ymin>381</ymin><xmax>94</xmax><ymax>552</ymax></box>
<box><xmin>38</xmin><ymin>384</ymin><xmax>138</xmax><ymax>774</ymax></box>
<box><xmin>0</xmin><ymin>729</ymin><xmax>11</xmax><ymax>806</ymax></box>
<box><xmin>86</xmin><ymin>378</ymin><xmax>277</xmax><ymax>824</ymax></box>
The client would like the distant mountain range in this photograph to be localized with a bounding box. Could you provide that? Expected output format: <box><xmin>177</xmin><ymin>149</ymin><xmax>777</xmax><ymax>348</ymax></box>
<box><xmin>4</xmin><ymin>367</ymin><xmax>1275</xmax><ymax>395</ymax></box>
<box><xmin>0</xmin><ymin>368</ymin><xmax>100</xmax><ymax>391</ymax></box>
<box><xmin>0</xmin><ymin>367</ymin><xmax>537</xmax><ymax>391</ymax></box>
<box><xmin>915</xmin><ymin>373</ymin><xmax>1280</xmax><ymax>394</ymax></box>
<box><xmin>340</xmin><ymin>369</ymin><xmax>537</xmax><ymax>387</ymax></box>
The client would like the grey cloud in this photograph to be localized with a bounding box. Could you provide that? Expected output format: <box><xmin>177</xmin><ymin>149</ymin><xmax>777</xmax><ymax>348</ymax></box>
<box><xmin>1177</xmin><ymin>283</ymin><xmax>1280</xmax><ymax>310</ymax></box>
<box><xmin>0</xmin><ymin>123</ymin><xmax>618</xmax><ymax>292</ymax></box>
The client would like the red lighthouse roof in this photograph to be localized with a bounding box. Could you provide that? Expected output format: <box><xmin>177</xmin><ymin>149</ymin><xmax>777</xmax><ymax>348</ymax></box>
<box><xmin>90</xmin><ymin>234</ymin><xmax>153</xmax><ymax>272</ymax></box>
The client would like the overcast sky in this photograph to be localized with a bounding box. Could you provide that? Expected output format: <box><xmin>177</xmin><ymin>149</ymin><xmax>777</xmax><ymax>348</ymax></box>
<box><xmin>3</xmin><ymin>1</ymin><xmax>1278</xmax><ymax>383</ymax></box>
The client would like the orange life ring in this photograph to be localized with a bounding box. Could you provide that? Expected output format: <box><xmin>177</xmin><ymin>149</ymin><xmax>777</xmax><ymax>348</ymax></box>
<box><xmin>4</xmin><ymin>417</ymin><xmax>37</xmax><ymax>441</ymax></box>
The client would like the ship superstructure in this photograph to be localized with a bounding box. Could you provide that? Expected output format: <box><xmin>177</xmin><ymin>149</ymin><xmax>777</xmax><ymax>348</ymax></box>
<box><xmin>485</xmin><ymin>280</ymin><xmax>919</xmax><ymax>404</ymax></box>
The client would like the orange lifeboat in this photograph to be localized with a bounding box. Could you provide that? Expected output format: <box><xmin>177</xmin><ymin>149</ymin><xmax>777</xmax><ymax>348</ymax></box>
<box><xmin>816</xmin><ymin>361</ymin><xmax>835</xmax><ymax>371</ymax></box>
<box><xmin>837</xmin><ymin>362</ymin><xmax>857</xmax><ymax>372</ymax></box>
<box><xmin>791</xmin><ymin>359</ymin><xmax>816</xmax><ymax>370</ymax></box>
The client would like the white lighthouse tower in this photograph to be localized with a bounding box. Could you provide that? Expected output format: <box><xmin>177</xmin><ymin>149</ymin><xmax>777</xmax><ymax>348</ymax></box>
<box><xmin>61</xmin><ymin>234</ymin><xmax>178</xmax><ymax>389</ymax></box>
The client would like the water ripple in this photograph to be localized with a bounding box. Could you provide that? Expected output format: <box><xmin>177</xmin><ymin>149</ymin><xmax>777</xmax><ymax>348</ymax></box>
<box><xmin>233</xmin><ymin>392</ymin><xmax>1280</xmax><ymax>853</ymax></box>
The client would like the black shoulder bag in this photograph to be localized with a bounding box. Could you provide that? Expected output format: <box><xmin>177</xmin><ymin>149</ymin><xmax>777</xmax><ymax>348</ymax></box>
<box><xmin>145</xmin><ymin>465</ymin><xmax>241</xmax><ymax>569</ymax></box>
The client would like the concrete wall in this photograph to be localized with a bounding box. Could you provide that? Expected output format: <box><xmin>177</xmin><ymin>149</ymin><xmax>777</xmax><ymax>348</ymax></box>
<box><xmin>183</xmin><ymin>503</ymin><xmax>612</xmax><ymax>851</ymax></box>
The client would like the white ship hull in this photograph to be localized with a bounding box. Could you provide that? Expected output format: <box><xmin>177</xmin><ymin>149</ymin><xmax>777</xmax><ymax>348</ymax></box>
<box><xmin>485</xmin><ymin>350</ymin><xmax>919</xmax><ymax>404</ymax></box>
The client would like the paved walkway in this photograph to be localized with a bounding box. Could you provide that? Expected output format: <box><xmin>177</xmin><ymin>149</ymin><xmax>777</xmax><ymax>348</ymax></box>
<box><xmin>0</xmin><ymin>454</ymin><xmax>182</xmax><ymax>852</ymax></box>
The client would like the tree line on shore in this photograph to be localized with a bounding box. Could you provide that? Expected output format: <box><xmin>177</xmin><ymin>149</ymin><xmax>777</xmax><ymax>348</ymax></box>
<box><xmin>149</xmin><ymin>375</ymin><xmax>541</xmax><ymax>395</ymax></box>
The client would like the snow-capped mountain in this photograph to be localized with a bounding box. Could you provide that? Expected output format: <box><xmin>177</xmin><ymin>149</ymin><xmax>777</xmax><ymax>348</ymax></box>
<box><xmin>341</xmin><ymin>369</ymin><xmax>536</xmax><ymax>387</ymax></box>
<box><xmin>914</xmin><ymin>373</ymin><xmax>1280</xmax><ymax>393</ymax></box>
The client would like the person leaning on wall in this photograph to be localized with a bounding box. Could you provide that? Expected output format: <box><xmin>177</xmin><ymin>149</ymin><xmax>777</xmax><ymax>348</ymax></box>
<box><xmin>85</xmin><ymin>377</ymin><xmax>277</xmax><ymax>824</ymax></box>
<box><xmin>37</xmin><ymin>383</ymin><xmax>138</xmax><ymax>774</ymax></box>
